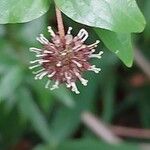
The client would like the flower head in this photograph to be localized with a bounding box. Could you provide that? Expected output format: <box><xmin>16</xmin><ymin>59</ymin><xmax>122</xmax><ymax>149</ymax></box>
<box><xmin>29</xmin><ymin>27</ymin><xmax>103</xmax><ymax>94</ymax></box>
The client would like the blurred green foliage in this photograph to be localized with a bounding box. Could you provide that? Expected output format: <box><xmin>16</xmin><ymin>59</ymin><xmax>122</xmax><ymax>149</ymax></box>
<box><xmin>0</xmin><ymin>0</ymin><xmax>150</xmax><ymax>150</ymax></box>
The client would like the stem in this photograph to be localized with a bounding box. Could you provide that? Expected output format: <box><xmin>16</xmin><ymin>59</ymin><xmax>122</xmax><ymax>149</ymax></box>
<box><xmin>82</xmin><ymin>111</ymin><xmax>150</xmax><ymax>141</ymax></box>
<box><xmin>81</xmin><ymin>111</ymin><xmax>122</xmax><ymax>144</ymax></box>
<box><xmin>111</xmin><ymin>125</ymin><xmax>150</xmax><ymax>139</ymax></box>
<box><xmin>55</xmin><ymin>6</ymin><xmax>65</xmax><ymax>39</ymax></box>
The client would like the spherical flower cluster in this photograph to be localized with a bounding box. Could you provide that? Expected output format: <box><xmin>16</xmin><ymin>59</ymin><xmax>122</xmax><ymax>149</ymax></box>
<box><xmin>29</xmin><ymin>26</ymin><xmax>103</xmax><ymax>94</ymax></box>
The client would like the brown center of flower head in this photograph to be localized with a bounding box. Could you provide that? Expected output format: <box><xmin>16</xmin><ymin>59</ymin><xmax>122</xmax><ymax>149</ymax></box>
<box><xmin>29</xmin><ymin>27</ymin><xmax>103</xmax><ymax>94</ymax></box>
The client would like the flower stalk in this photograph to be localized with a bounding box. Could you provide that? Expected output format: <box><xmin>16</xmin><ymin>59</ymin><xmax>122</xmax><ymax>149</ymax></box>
<box><xmin>55</xmin><ymin>6</ymin><xmax>65</xmax><ymax>40</ymax></box>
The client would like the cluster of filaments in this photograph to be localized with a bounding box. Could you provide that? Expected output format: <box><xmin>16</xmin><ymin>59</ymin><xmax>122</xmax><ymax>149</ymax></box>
<box><xmin>29</xmin><ymin>26</ymin><xmax>103</xmax><ymax>94</ymax></box>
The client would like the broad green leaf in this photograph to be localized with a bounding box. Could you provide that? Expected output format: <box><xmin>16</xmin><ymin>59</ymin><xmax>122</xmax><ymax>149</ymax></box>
<box><xmin>33</xmin><ymin>140</ymin><xmax>142</xmax><ymax>150</ymax></box>
<box><xmin>55</xmin><ymin>0</ymin><xmax>146</xmax><ymax>33</ymax></box>
<box><xmin>59</xmin><ymin>139</ymin><xmax>140</xmax><ymax>150</ymax></box>
<box><xmin>102</xmin><ymin>71</ymin><xmax>116</xmax><ymax>123</ymax></box>
<box><xmin>95</xmin><ymin>29</ymin><xmax>133</xmax><ymax>67</ymax></box>
<box><xmin>0</xmin><ymin>66</ymin><xmax>23</xmax><ymax>100</ymax></box>
<box><xmin>51</xmin><ymin>86</ymin><xmax>75</xmax><ymax>108</ymax></box>
<box><xmin>0</xmin><ymin>0</ymin><xmax>50</xmax><ymax>24</ymax></box>
<box><xmin>17</xmin><ymin>88</ymin><xmax>55</xmax><ymax>145</ymax></box>
<box><xmin>0</xmin><ymin>104</ymin><xmax>25</xmax><ymax>149</ymax></box>
<box><xmin>27</xmin><ymin>77</ymin><xmax>54</xmax><ymax>113</ymax></box>
<box><xmin>33</xmin><ymin>144</ymin><xmax>54</xmax><ymax>150</ymax></box>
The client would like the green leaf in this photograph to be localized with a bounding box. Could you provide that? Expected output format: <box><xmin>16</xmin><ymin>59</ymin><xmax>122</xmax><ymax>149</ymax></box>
<box><xmin>59</xmin><ymin>139</ymin><xmax>140</xmax><ymax>150</ymax></box>
<box><xmin>27</xmin><ymin>77</ymin><xmax>54</xmax><ymax>113</ymax></box>
<box><xmin>31</xmin><ymin>139</ymin><xmax>145</xmax><ymax>150</ymax></box>
<box><xmin>102</xmin><ymin>71</ymin><xmax>116</xmax><ymax>123</ymax></box>
<box><xmin>95</xmin><ymin>29</ymin><xmax>133</xmax><ymax>67</ymax></box>
<box><xmin>0</xmin><ymin>66</ymin><xmax>23</xmax><ymax>100</ymax></box>
<box><xmin>0</xmin><ymin>0</ymin><xmax>50</xmax><ymax>24</ymax></box>
<box><xmin>17</xmin><ymin>88</ymin><xmax>55</xmax><ymax>145</ymax></box>
<box><xmin>0</xmin><ymin>105</ymin><xmax>25</xmax><ymax>149</ymax></box>
<box><xmin>55</xmin><ymin>0</ymin><xmax>146</xmax><ymax>33</ymax></box>
<box><xmin>51</xmin><ymin>86</ymin><xmax>75</xmax><ymax>108</ymax></box>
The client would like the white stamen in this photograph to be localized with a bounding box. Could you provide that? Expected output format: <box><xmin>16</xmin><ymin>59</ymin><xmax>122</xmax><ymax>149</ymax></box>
<box><xmin>36</xmin><ymin>54</ymin><xmax>47</xmax><ymax>57</ymax></box>
<box><xmin>80</xmin><ymin>78</ymin><xmax>88</xmax><ymax>86</ymax></box>
<box><xmin>65</xmin><ymin>35</ymin><xmax>73</xmax><ymax>45</ymax></box>
<box><xmin>48</xmin><ymin>26</ymin><xmax>55</xmax><ymax>37</ymax></box>
<box><xmin>88</xmin><ymin>65</ymin><xmax>101</xmax><ymax>73</ymax></box>
<box><xmin>75</xmin><ymin>45</ymin><xmax>86</xmax><ymax>52</ymax></box>
<box><xmin>44</xmin><ymin>50</ymin><xmax>53</xmax><ymax>54</ymax></box>
<box><xmin>30</xmin><ymin>59</ymin><xmax>50</xmax><ymax>64</ymax></box>
<box><xmin>91</xmin><ymin>49</ymin><xmax>96</xmax><ymax>53</ymax></box>
<box><xmin>74</xmin><ymin>71</ymin><xmax>88</xmax><ymax>86</ymax></box>
<box><xmin>47</xmin><ymin>44</ymin><xmax>56</xmax><ymax>50</ymax></box>
<box><xmin>30</xmin><ymin>59</ymin><xmax>49</xmax><ymax>64</ymax></box>
<box><xmin>45</xmin><ymin>80</ymin><xmax>51</xmax><ymax>89</ymax></box>
<box><xmin>50</xmin><ymin>80</ymin><xmax>59</xmax><ymax>90</ymax></box>
<box><xmin>66</xmin><ymin>83</ymin><xmax>71</xmax><ymax>88</ymax></box>
<box><xmin>84</xmin><ymin>49</ymin><xmax>96</xmax><ymax>55</ymax></box>
<box><xmin>40</xmin><ymin>34</ymin><xmax>49</xmax><ymax>44</ymax></box>
<box><xmin>89</xmin><ymin>51</ymin><xmax>103</xmax><ymax>59</ymax></box>
<box><xmin>47</xmin><ymin>71</ymin><xmax>56</xmax><ymax>78</ymax></box>
<box><xmin>36</xmin><ymin>34</ymin><xmax>49</xmax><ymax>45</ymax></box>
<box><xmin>56</xmin><ymin>61</ymin><xmax>62</xmax><ymax>67</ymax></box>
<box><xmin>29</xmin><ymin>47</ymin><xmax>42</xmax><ymax>54</ymax></box>
<box><xmin>77</xmin><ymin>29</ymin><xmax>89</xmax><ymax>42</ymax></box>
<box><xmin>65</xmin><ymin>72</ymin><xmax>71</xmax><ymax>80</ymax></box>
<box><xmin>34</xmin><ymin>71</ymin><xmax>48</xmax><ymax>80</ymax></box>
<box><xmin>67</xmin><ymin>27</ymin><xmax>73</xmax><ymax>34</ymax></box>
<box><xmin>36</xmin><ymin>37</ymin><xmax>45</xmax><ymax>45</ymax></box>
<box><xmin>61</xmin><ymin>52</ymin><xmax>67</xmax><ymax>56</ymax></box>
<box><xmin>32</xmin><ymin>68</ymin><xmax>45</xmax><ymax>74</ymax></box>
<box><xmin>70</xmin><ymin>82</ymin><xmax>80</xmax><ymax>94</ymax></box>
<box><xmin>39</xmin><ymin>60</ymin><xmax>50</xmax><ymax>64</ymax></box>
<box><xmin>30</xmin><ymin>59</ymin><xmax>41</xmax><ymax>64</ymax></box>
<box><xmin>88</xmin><ymin>40</ymin><xmax>100</xmax><ymax>48</ymax></box>
<box><xmin>72</xmin><ymin>44</ymin><xmax>82</xmax><ymax>50</ymax></box>
<box><xmin>72</xmin><ymin>60</ymin><xmax>82</xmax><ymax>68</ymax></box>
<box><xmin>29</xmin><ymin>64</ymin><xmax>41</xmax><ymax>70</ymax></box>
<box><xmin>65</xmin><ymin>72</ymin><xmax>72</xmax><ymax>88</ymax></box>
